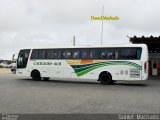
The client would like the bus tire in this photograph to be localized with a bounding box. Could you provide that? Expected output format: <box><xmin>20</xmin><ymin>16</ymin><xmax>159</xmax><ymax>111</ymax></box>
<box><xmin>99</xmin><ymin>72</ymin><xmax>112</xmax><ymax>85</ymax></box>
<box><xmin>31</xmin><ymin>70</ymin><xmax>41</xmax><ymax>81</ymax></box>
<box><xmin>43</xmin><ymin>77</ymin><xmax>50</xmax><ymax>81</ymax></box>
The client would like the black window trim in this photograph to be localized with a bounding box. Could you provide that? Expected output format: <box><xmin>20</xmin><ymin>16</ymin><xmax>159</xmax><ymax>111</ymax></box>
<box><xmin>30</xmin><ymin>47</ymin><xmax>142</xmax><ymax>60</ymax></box>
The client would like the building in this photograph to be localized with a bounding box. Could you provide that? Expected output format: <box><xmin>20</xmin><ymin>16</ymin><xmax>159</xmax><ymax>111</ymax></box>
<box><xmin>130</xmin><ymin>36</ymin><xmax>160</xmax><ymax>76</ymax></box>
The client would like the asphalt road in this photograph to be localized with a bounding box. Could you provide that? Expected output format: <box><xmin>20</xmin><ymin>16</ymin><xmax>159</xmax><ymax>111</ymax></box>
<box><xmin>0</xmin><ymin>68</ymin><xmax>160</xmax><ymax>114</ymax></box>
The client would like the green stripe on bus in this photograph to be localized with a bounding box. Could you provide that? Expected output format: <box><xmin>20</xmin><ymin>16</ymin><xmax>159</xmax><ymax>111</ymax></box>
<box><xmin>70</xmin><ymin>61</ymin><xmax>142</xmax><ymax>77</ymax></box>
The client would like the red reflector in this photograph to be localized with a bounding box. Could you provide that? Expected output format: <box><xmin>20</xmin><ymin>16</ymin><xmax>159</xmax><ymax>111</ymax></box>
<box><xmin>144</xmin><ymin>62</ymin><xmax>147</xmax><ymax>70</ymax></box>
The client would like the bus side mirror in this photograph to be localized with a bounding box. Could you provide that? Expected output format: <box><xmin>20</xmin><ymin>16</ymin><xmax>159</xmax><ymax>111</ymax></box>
<box><xmin>12</xmin><ymin>54</ymin><xmax>15</xmax><ymax>60</ymax></box>
<box><xmin>12</xmin><ymin>53</ymin><xmax>18</xmax><ymax>60</ymax></box>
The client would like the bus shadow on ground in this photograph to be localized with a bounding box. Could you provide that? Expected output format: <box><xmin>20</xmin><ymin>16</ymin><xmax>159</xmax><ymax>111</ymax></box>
<box><xmin>113</xmin><ymin>82</ymin><xmax>148</xmax><ymax>87</ymax></box>
<box><xmin>17</xmin><ymin>78</ymin><xmax>149</xmax><ymax>87</ymax></box>
<box><xmin>17</xmin><ymin>78</ymin><xmax>98</xmax><ymax>85</ymax></box>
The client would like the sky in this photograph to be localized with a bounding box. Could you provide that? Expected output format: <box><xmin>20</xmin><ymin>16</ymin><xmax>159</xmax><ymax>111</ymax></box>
<box><xmin>0</xmin><ymin>0</ymin><xmax>160</xmax><ymax>60</ymax></box>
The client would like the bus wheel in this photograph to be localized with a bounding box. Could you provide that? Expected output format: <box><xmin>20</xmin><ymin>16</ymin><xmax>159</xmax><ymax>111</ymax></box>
<box><xmin>43</xmin><ymin>77</ymin><xmax>50</xmax><ymax>81</ymax></box>
<box><xmin>31</xmin><ymin>70</ymin><xmax>41</xmax><ymax>81</ymax></box>
<box><xmin>99</xmin><ymin>72</ymin><xmax>112</xmax><ymax>85</ymax></box>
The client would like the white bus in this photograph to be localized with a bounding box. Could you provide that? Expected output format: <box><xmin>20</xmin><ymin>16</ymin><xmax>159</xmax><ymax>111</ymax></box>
<box><xmin>16</xmin><ymin>44</ymin><xmax>148</xmax><ymax>84</ymax></box>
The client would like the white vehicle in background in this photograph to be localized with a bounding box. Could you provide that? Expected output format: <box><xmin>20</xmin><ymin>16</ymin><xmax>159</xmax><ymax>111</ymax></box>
<box><xmin>16</xmin><ymin>44</ymin><xmax>148</xmax><ymax>84</ymax></box>
<box><xmin>0</xmin><ymin>61</ymin><xmax>11</xmax><ymax>68</ymax></box>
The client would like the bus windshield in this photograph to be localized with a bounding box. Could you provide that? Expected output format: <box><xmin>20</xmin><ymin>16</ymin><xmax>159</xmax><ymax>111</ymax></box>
<box><xmin>17</xmin><ymin>49</ymin><xmax>30</xmax><ymax>69</ymax></box>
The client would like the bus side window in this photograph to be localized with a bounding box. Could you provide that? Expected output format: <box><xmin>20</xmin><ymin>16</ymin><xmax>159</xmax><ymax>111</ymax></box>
<box><xmin>130</xmin><ymin>49</ymin><xmax>136</xmax><ymax>59</ymax></box>
<box><xmin>136</xmin><ymin>48</ymin><xmax>142</xmax><ymax>59</ymax></box>
<box><xmin>99</xmin><ymin>48</ymin><xmax>108</xmax><ymax>59</ymax></box>
<box><xmin>108</xmin><ymin>52</ymin><xmax>113</xmax><ymax>59</ymax></box>
<box><xmin>121</xmin><ymin>48</ymin><xmax>130</xmax><ymax>59</ymax></box>
<box><xmin>90</xmin><ymin>49</ymin><xmax>97</xmax><ymax>59</ymax></box>
<box><xmin>46</xmin><ymin>49</ymin><xmax>53</xmax><ymax>59</ymax></box>
<box><xmin>100</xmin><ymin>52</ymin><xmax>106</xmax><ymax>59</ymax></box>
<box><xmin>115</xmin><ymin>52</ymin><xmax>119</xmax><ymax>59</ymax></box>
<box><xmin>81</xmin><ymin>49</ymin><xmax>90</xmax><ymax>59</ymax></box>
<box><xmin>30</xmin><ymin>49</ymin><xmax>38</xmax><ymax>59</ymax></box>
<box><xmin>62</xmin><ymin>49</ymin><xmax>71</xmax><ymax>59</ymax></box>
<box><xmin>38</xmin><ymin>49</ymin><xmax>46</xmax><ymax>59</ymax></box>
<box><xmin>53</xmin><ymin>51</ymin><xmax>58</xmax><ymax>59</ymax></box>
<box><xmin>72</xmin><ymin>49</ymin><xmax>80</xmax><ymax>59</ymax></box>
<box><xmin>109</xmin><ymin>52</ymin><xmax>117</xmax><ymax>59</ymax></box>
<box><xmin>108</xmin><ymin>48</ymin><xmax>119</xmax><ymax>59</ymax></box>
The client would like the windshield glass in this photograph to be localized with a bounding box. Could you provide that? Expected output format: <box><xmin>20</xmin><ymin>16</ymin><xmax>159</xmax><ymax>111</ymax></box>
<box><xmin>17</xmin><ymin>49</ymin><xmax>30</xmax><ymax>69</ymax></box>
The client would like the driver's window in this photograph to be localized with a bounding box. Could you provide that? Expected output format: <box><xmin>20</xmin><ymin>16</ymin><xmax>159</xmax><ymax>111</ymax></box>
<box><xmin>17</xmin><ymin>49</ymin><xmax>30</xmax><ymax>68</ymax></box>
<box><xmin>18</xmin><ymin>54</ymin><xmax>23</xmax><ymax>65</ymax></box>
<box><xmin>24</xmin><ymin>52</ymin><xmax>29</xmax><ymax>58</ymax></box>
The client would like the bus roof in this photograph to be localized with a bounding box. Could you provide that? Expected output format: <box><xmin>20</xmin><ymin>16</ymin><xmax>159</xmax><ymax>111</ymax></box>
<box><xmin>20</xmin><ymin>43</ymin><xmax>147</xmax><ymax>50</ymax></box>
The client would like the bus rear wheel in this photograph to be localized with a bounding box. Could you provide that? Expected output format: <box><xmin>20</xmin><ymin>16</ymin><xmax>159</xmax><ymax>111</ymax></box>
<box><xmin>99</xmin><ymin>72</ymin><xmax>112</xmax><ymax>85</ymax></box>
<box><xmin>31</xmin><ymin>70</ymin><xmax>41</xmax><ymax>81</ymax></box>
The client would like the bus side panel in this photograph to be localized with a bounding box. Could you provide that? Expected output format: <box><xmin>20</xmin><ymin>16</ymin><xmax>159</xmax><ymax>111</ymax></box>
<box><xmin>27</xmin><ymin>60</ymin><xmax>51</xmax><ymax>78</ymax></box>
<box><xmin>66</xmin><ymin>60</ymin><xmax>143</xmax><ymax>81</ymax></box>
<box><xmin>16</xmin><ymin>68</ymin><xmax>29</xmax><ymax>77</ymax></box>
